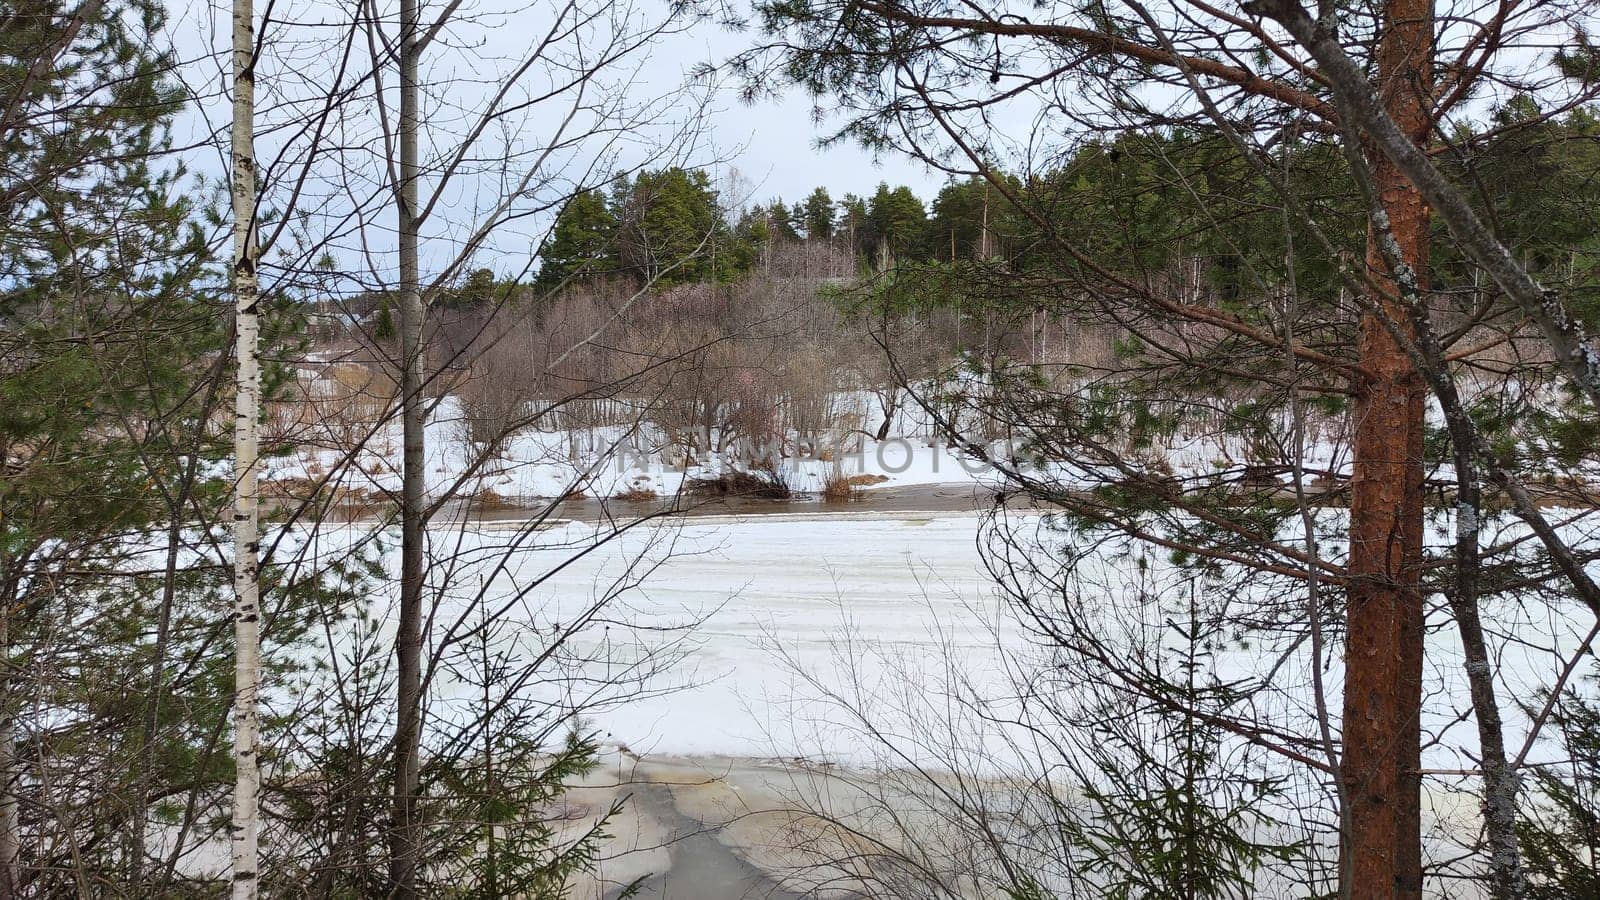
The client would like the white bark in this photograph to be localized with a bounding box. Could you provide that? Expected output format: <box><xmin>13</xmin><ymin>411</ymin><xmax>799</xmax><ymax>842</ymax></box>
<box><xmin>229</xmin><ymin>0</ymin><xmax>262</xmax><ymax>891</ymax></box>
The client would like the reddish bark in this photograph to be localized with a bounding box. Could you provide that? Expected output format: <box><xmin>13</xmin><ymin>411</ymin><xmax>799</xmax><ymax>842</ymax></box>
<box><xmin>1342</xmin><ymin>0</ymin><xmax>1433</xmax><ymax>897</ymax></box>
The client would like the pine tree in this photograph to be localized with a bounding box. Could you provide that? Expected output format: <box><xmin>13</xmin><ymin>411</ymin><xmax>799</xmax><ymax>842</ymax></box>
<box><xmin>801</xmin><ymin>186</ymin><xmax>835</xmax><ymax>240</ymax></box>
<box><xmin>613</xmin><ymin>167</ymin><xmax>730</xmax><ymax>284</ymax></box>
<box><xmin>744</xmin><ymin>0</ymin><xmax>1600</xmax><ymax>896</ymax></box>
<box><xmin>0</xmin><ymin>0</ymin><xmax>215</xmax><ymax>888</ymax></box>
<box><xmin>537</xmin><ymin>189</ymin><xmax>618</xmax><ymax>286</ymax></box>
<box><xmin>864</xmin><ymin>183</ymin><xmax>926</xmax><ymax>269</ymax></box>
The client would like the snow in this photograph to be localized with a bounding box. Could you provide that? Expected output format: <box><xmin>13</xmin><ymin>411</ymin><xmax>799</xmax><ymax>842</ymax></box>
<box><xmin>287</xmin><ymin>512</ymin><xmax>1004</xmax><ymax>762</ymax></box>
<box><xmin>258</xmin><ymin>504</ymin><xmax>1600</xmax><ymax>896</ymax></box>
<box><xmin>245</xmin><ymin>369</ymin><xmax>1600</xmax><ymax>894</ymax></box>
<box><xmin>262</xmin><ymin>393</ymin><xmax>1007</xmax><ymax>502</ymax></box>
<box><xmin>564</xmin><ymin>514</ymin><xmax>1007</xmax><ymax>758</ymax></box>
<box><xmin>287</xmin><ymin>509</ymin><xmax>1596</xmax><ymax>772</ymax></box>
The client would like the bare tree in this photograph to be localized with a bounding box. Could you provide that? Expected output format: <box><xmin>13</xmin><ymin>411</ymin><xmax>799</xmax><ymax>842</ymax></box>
<box><xmin>388</xmin><ymin>0</ymin><xmax>426</xmax><ymax>889</ymax></box>
<box><xmin>326</xmin><ymin>2</ymin><xmax>721</xmax><ymax>891</ymax></box>
<box><xmin>228</xmin><ymin>0</ymin><xmax>264</xmax><ymax>887</ymax></box>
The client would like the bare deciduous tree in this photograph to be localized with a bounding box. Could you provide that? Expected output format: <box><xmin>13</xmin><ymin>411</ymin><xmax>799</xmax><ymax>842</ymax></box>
<box><xmin>228</xmin><ymin>0</ymin><xmax>264</xmax><ymax>888</ymax></box>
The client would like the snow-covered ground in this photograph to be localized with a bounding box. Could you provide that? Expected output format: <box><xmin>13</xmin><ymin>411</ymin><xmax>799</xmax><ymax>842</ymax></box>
<box><xmin>546</xmin><ymin>513</ymin><xmax>1006</xmax><ymax>759</ymax></box>
<box><xmin>265</xmin><ymin>392</ymin><xmax>1008</xmax><ymax>501</ymax></box>
<box><xmin>295</xmin><ymin>511</ymin><xmax>1008</xmax><ymax>761</ymax></box>
<box><xmin>252</xmin><ymin>367</ymin><xmax>1600</xmax><ymax>895</ymax></box>
<box><xmin>264</xmin><ymin>506</ymin><xmax>1599</xmax><ymax>897</ymax></box>
<box><xmin>294</xmin><ymin>509</ymin><xmax>1592</xmax><ymax>772</ymax></box>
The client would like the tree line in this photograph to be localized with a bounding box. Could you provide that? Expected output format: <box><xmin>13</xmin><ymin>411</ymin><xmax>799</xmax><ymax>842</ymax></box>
<box><xmin>521</xmin><ymin>103</ymin><xmax>1600</xmax><ymax>323</ymax></box>
<box><xmin>533</xmin><ymin>168</ymin><xmax>1023</xmax><ymax>287</ymax></box>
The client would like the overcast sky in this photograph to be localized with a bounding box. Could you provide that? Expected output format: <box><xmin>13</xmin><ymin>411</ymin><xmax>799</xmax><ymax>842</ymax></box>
<box><xmin>159</xmin><ymin>0</ymin><xmax>955</xmax><ymax>286</ymax></box>
<box><xmin>158</xmin><ymin>0</ymin><xmax>1593</xmax><ymax>291</ymax></box>
<box><xmin>169</xmin><ymin>0</ymin><xmax>948</xmax><ymax>201</ymax></box>
<box><xmin>687</xmin><ymin>56</ymin><xmax>946</xmax><ymax>204</ymax></box>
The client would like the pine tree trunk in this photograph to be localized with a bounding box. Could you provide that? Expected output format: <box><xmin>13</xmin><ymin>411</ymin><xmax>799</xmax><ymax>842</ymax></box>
<box><xmin>389</xmin><ymin>0</ymin><xmax>425</xmax><ymax>892</ymax></box>
<box><xmin>228</xmin><ymin>0</ymin><xmax>262</xmax><ymax>890</ymax></box>
<box><xmin>1341</xmin><ymin>0</ymin><xmax>1431</xmax><ymax>896</ymax></box>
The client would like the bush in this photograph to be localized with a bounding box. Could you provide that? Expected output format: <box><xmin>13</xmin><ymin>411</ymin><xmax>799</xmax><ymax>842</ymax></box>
<box><xmin>614</xmin><ymin>483</ymin><xmax>658</xmax><ymax>502</ymax></box>
<box><xmin>686</xmin><ymin>465</ymin><xmax>792</xmax><ymax>500</ymax></box>
<box><xmin>1520</xmin><ymin>666</ymin><xmax>1600</xmax><ymax>899</ymax></box>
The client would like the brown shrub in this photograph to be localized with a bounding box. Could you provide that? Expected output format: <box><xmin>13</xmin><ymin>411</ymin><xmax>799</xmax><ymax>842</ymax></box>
<box><xmin>261</xmin><ymin>477</ymin><xmax>391</xmax><ymax>521</ymax></box>
<box><xmin>821</xmin><ymin>471</ymin><xmax>861</xmax><ymax>502</ymax></box>
<box><xmin>473</xmin><ymin>488</ymin><xmax>510</xmax><ymax>509</ymax></box>
<box><xmin>614</xmin><ymin>484</ymin><xmax>658</xmax><ymax>503</ymax></box>
<box><xmin>687</xmin><ymin>466</ymin><xmax>792</xmax><ymax>500</ymax></box>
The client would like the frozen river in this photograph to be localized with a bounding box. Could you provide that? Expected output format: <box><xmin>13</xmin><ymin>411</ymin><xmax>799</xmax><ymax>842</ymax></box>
<box><xmin>307</xmin><ymin>502</ymin><xmax>1591</xmax><ymax>775</ymax></box>
<box><xmin>423</xmin><ymin>509</ymin><xmax>1012</xmax><ymax>762</ymax></box>
<box><xmin>287</xmin><ymin>505</ymin><xmax>1595</xmax><ymax>897</ymax></box>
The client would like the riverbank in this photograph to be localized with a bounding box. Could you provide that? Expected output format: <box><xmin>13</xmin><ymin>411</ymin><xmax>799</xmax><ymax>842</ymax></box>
<box><xmin>441</xmin><ymin>481</ymin><xmax>1011</xmax><ymax>526</ymax></box>
<box><xmin>571</xmin><ymin>752</ymin><xmax>938</xmax><ymax>900</ymax></box>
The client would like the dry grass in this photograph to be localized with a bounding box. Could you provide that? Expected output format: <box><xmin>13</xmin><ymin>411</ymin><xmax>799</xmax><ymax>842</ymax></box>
<box><xmin>264</xmin><ymin>362</ymin><xmax>398</xmax><ymax>456</ymax></box>
<box><xmin>260</xmin><ymin>476</ymin><xmax>318</xmax><ymax>501</ymax></box>
<box><xmin>822</xmin><ymin>472</ymin><xmax>888</xmax><ymax>501</ymax></box>
<box><xmin>473</xmin><ymin>488</ymin><xmax>511</xmax><ymax>509</ymax></box>
<box><xmin>261</xmin><ymin>477</ymin><xmax>392</xmax><ymax>521</ymax></box>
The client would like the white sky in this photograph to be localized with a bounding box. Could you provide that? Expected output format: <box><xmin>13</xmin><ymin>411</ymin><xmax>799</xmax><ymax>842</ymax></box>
<box><xmin>659</xmin><ymin>26</ymin><xmax>946</xmax><ymax>204</ymax></box>
<box><xmin>157</xmin><ymin>0</ymin><xmax>1592</xmax><ymax>288</ymax></box>
<box><xmin>158</xmin><ymin>0</ymin><xmax>948</xmax><ymax>288</ymax></box>
<box><xmin>165</xmin><ymin>0</ymin><xmax>946</xmax><ymax>202</ymax></box>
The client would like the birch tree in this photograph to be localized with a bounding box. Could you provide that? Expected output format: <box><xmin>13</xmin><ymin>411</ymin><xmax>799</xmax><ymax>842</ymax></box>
<box><xmin>229</xmin><ymin>0</ymin><xmax>263</xmax><ymax>891</ymax></box>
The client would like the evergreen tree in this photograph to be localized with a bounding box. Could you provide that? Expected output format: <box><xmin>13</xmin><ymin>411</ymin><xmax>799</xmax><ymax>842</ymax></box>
<box><xmin>613</xmin><ymin>167</ymin><xmax>731</xmax><ymax>284</ymax></box>
<box><xmin>801</xmin><ymin>186</ymin><xmax>835</xmax><ymax>239</ymax></box>
<box><xmin>373</xmin><ymin>294</ymin><xmax>398</xmax><ymax>339</ymax></box>
<box><xmin>441</xmin><ymin>267</ymin><xmax>504</xmax><ymax>308</ymax></box>
<box><xmin>536</xmin><ymin>189</ymin><xmax>618</xmax><ymax>286</ymax></box>
<box><xmin>749</xmin><ymin>0</ymin><xmax>1600</xmax><ymax>896</ymax></box>
<box><xmin>864</xmin><ymin>183</ymin><xmax>926</xmax><ymax>268</ymax></box>
<box><xmin>1518</xmin><ymin>666</ymin><xmax>1600</xmax><ymax>900</ymax></box>
<box><xmin>837</xmin><ymin>192</ymin><xmax>868</xmax><ymax>260</ymax></box>
<box><xmin>924</xmin><ymin>175</ymin><xmax>1026</xmax><ymax>262</ymax></box>
<box><xmin>0</xmin><ymin>1</ymin><xmax>375</xmax><ymax>889</ymax></box>
<box><xmin>766</xmin><ymin>199</ymin><xmax>801</xmax><ymax>242</ymax></box>
<box><xmin>729</xmin><ymin>204</ymin><xmax>774</xmax><ymax>270</ymax></box>
<box><xmin>2</xmin><ymin>0</ymin><xmax>245</xmax><ymax>888</ymax></box>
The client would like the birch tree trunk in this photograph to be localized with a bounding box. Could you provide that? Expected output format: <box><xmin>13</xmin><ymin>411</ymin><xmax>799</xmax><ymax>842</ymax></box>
<box><xmin>388</xmin><ymin>0</ymin><xmax>426</xmax><ymax>892</ymax></box>
<box><xmin>229</xmin><ymin>0</ymin><xmax>262</xmax><ymax>891</ymax></box>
